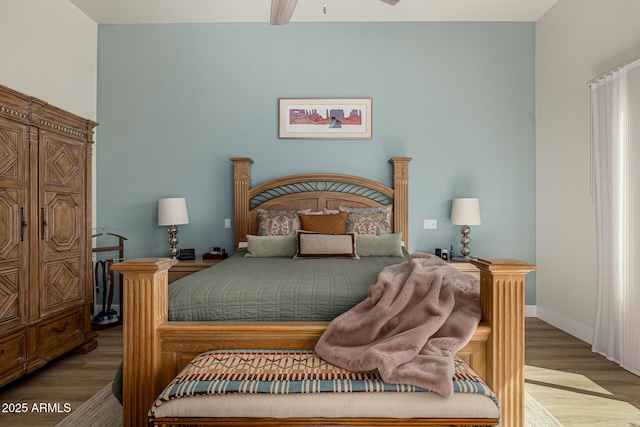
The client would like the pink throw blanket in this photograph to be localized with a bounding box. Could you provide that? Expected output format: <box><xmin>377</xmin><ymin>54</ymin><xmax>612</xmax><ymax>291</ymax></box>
<box><xmin>315</xmin><ymin>253</ymin><xmax>482</xmax><ymax>398</ymax></box>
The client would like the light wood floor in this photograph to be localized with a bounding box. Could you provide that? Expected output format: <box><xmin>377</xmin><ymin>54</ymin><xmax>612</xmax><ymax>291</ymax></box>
<box><xmin>525</xmin><ymin>318</ymin><xmax>640</xmax><ymax>426</ymax></box>
<box><xmin>0</xmin><ymin>325</ymin><xmax>123</xmax><ymax>427</ymax></box>
<box><xmin>0</xmin><ymin>319</ymin><xmax>639</xmax><ymax>426</ymax></box>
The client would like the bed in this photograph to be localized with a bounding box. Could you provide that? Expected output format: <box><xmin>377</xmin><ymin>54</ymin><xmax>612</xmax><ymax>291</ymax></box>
<box><xmin>112</xmin><ymin>157</ymin><xmax>535</xmax><ymax>427</ymax></box>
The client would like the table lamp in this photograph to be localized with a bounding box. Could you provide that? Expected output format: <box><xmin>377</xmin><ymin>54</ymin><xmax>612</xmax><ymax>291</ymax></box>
<box><xmin>450</xmin><ymin>198</ymin><xmax>481</xmax><ymax>259</ymax></box>
<box><xmin>158</xmin><ymin>197</ymin><xmax>189</xmax><ymax>259</ymax></box>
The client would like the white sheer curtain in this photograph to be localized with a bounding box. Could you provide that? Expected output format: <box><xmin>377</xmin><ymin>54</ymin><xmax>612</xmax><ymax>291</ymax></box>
<box><xmin>590</xmin><ymin>57</ymin><xmax>640</xmax><ymax>376</ymax></box>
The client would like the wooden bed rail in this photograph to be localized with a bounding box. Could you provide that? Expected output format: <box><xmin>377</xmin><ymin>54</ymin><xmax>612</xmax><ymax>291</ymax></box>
<box><xmin>113</xmin><ymin>258</ymin><xmax>534</xmax><ymax>427</ymax></box>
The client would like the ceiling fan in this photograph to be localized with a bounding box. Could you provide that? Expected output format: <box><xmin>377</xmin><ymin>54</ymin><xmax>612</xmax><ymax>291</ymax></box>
<box><xmin>270</xmin><ymin>0</ymin><xmax>401</xmax><ymax>25</ymax></box>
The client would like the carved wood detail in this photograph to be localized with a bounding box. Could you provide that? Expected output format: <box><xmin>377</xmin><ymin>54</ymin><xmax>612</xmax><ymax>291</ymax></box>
<box><xmin>113</xmin><ymin>258</ymin><xmax>176</xmax><ymax>427</ymax></box>
<box><xmin>43</xmin><ymin>192</ymin><xmax>81</xmax><ymax>254</ymax></box>
<box><xmin>471</xmin><ymin>258</ymin><xmax>536</xmax><ymax>427</ymax></box>
<box><xmin>0</xmin><ymin>188</ymin><xmax>20</xmax><ymax>262</ymax></box>
<box><xmin>42</xmin><ymin>258</ymin><xmax>81</xmax><ymax>315</ymax></box>
<box><xmin>231</xmin><ymin>158</ymin><xmax>253</xmax><ymax>250</ymax></box>
<box><xmin>231</xmin><ymin>157</ymin><xmax>411</xmax><ymax>250</ymax></box>
<box><xmin>0</xmin><ymin>114</ymin><xmax>27</xmax><ymax>339</ymax></box>
<box><xmin>390</xmin><ymin>157</ymin><xmax>411</xmax><ymax>249</ymax></box>
<box><xmin>0</xmin><ymin>83</ymin><xmax>97</xmax><ymax>387</ymax></box>
<box><xmin>0</xmin><ymin>268</ymin><xmax>20</xmax><ymax>324</ymax></box>
<box><xmin>42</xmin><ymin>136</ymin><xmax>82</xmax><ymax>188</ymax></box>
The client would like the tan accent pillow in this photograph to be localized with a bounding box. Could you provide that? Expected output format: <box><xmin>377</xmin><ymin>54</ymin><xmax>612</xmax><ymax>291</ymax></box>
<box><xmin>294</xmin><ymin>232</ymin><xmax>359</xmax><ymax>259</ymax></box>
<box><xmin>298</xmin><ymin>212</ymin><xmax>348</xmax><ymax>234</ymax></box>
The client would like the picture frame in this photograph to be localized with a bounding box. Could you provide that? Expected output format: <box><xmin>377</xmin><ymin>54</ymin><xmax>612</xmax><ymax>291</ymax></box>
<box><xmin>279</xmin><ymin>98</ymin><xmax>372</xmax><ymax>139</ymax></box>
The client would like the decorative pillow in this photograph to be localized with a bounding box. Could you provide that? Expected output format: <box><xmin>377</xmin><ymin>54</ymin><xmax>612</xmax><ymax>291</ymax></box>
<box><xmin>244</xmin><ymin>235</ymin><xmax>297</xmax><ymax>258</ymax></box>
<box><xmin>356</xmin><ymin>233</ymin><xmax>404</xmax><ymax>257</ymax></box>
<box><xmin>323</xmin><ymin>208</ymin><xmax>339</xmax><ymax>214</ymax></box>
<box><xmin>294</xmin><ymin>231</ymin><xmax>359</xmax><ymax>259</ymax></box>
<box><xmin>257</xmin><ymin>209</ymin><xmax>311</xmax><ymax>236</ymax></box>
<box><xmin>339</xmin><ymin>206</ymin><xmax>393</xmax><ymax>235</ymax></box>
<box><xmin>298</xmin><ymin>212</ymin><xmax>348</xmax><ymax>234</ymax></box>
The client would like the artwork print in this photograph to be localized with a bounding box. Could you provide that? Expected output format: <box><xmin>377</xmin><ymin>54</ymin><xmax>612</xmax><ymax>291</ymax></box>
<box><xmin>279</xmin><ymin>98</ymin><xmax>372</xmax><ymax>139</ymax></box>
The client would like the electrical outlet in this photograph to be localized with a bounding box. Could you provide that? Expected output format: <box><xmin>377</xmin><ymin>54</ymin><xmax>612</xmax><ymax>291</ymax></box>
<box><xmin>224</xmin><ymin>218</ymin><xmax>231</xmax><ymax>229</ymax></box>
<box><xmin>423</xmin><ymin>219</ymin><xmax>437</xmax><ymax>229</ymax></box>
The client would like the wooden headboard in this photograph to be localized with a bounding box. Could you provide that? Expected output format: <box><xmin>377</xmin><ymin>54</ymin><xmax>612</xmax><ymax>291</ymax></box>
<box><xmin>231</xmin><ymin>157</ymin><xmax>412</xmax><ymax>250</ymax></box>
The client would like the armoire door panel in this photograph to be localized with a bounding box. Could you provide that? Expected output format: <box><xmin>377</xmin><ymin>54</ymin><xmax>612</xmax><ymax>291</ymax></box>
<box><xmin>0</xmin><ymin>188</ymin><xmax>20</xmax><ymax>262</ymax></box>
<box><xmin>0</xmin><ymin>116</ymin><xmax>27</xmax><ymax>332</ymax></box>
<box><xmin>0</xmin><ymin>120</ymin><xmax>23</xmax><ymax>183</ymax></box>
<box><xmin>42</xmin><ymin>135</ymin><xmax>82</xmax><ymax>189</ymax></box>
<box><xmin>42</xmin><ymin>191</ymin><xmax>80</xmax><ymax>255</ymax></box>
<box><xmin>0</xmin><ymin>268</ymin><xmax>20</xmax><ymax>325</ymax></box>
<box><xmin>41</xmin><ymin>258</ymin><xmax>81</xmax><ymax>316</ymax></box>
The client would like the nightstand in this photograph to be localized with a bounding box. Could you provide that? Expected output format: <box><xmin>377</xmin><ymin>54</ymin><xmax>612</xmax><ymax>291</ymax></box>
<box><xmin>168</xmin><ymin>257</ymin><xmax>223</xmax><ymax>284</ymax></box>
<box><xmin>448</xmin><ymin>261</ymin><xmax>480</xmax><ymax>279</ymax></box>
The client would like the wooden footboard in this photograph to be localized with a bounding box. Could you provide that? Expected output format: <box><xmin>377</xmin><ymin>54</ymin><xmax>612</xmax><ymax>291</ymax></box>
<box><xmin>113</xmin><ymin>258</ymin><xmax>534</xmax><ymax>427</ymax></box>
<box><xmin>471</xmin><ymin>258</ymin><xmax>536</xmax><ymax>427</ymax></box>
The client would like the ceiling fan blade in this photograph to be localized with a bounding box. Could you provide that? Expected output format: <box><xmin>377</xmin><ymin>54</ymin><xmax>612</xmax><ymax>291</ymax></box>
<box><xmin>270</xmin><ymin>0</ymin><xmax>298</xmax><ymax>25</ymax></box>
<box><xmin>380</xmin><ymin>0</ymin><xmax>400</xmax><ymax>5</ymax></box>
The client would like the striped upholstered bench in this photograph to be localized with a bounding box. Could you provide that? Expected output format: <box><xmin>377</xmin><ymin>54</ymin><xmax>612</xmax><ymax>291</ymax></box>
<box><xmin>148</xmin><ymin>350</ymin><xmax>500</xmax><ymax>427</ymax></box>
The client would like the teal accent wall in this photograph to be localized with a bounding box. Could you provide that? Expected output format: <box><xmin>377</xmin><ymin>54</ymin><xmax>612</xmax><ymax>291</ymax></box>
<box><xmin>97</xmin><ymin>22</ymin><xmax>536</xmax><ymax>302</ymax></box>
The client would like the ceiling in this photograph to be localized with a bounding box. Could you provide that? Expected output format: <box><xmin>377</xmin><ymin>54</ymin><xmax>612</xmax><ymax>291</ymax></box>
<box><xmin>68</xmin><ymin>0</ymin><xmax>559</xmax><ymax>25</ymax></box>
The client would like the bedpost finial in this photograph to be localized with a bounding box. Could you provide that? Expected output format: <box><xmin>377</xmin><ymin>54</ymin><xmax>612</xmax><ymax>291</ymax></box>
<box><xmin>231</xmin><ymin>158</ymin><xmax>254</xmax><ymax>183</ymax></box>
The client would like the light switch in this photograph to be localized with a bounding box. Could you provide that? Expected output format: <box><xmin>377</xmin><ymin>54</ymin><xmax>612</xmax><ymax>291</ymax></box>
<box><xmin>423</xmin><ymin>219</ymin><xmax>437</xmax><ymax>229</ymax></box>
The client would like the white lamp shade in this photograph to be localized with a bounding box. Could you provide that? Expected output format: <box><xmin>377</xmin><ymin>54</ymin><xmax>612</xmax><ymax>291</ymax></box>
<box><xmin>158</xmin><ymin>197</ymin><xmax>189</xmax><ymax>226</ymax></box>
<box><xmin>451</xmin><ymin>198</ymin><xmax>481</xmax><ymax>226</ymax></box>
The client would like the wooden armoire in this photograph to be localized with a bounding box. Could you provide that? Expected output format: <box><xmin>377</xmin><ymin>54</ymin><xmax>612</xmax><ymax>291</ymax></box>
<box><xmin>0</xmin><ymin>84</ymin><xmax>98</xmax><ymax>387</ymax></box>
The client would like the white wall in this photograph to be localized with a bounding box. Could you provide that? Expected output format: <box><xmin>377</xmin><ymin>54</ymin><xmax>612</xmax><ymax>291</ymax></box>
<box><xmin>0</xmin><ymin>0</ymin><xmax>98</xmax><ymax>226</ymax></box>
<box><xmin>536</xmin><ymin>0</ymin><xmax>640</xmax><ymax>343</ymax></box>
<box><xmin>0</xmin><ymin>0</ymin><xmax>97</xmax><ymax>120</ymax></box>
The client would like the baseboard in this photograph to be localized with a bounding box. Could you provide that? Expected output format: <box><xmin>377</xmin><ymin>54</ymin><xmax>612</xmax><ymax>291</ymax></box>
<box><xmin>525</xmin><ymin>305</ymin><xmax>537</xmax><ymax>317</ymax></box>
<box><xmin>536</xmin><ymin>306</ymin><xmax>594</xmax><ymax>345</ymax></box>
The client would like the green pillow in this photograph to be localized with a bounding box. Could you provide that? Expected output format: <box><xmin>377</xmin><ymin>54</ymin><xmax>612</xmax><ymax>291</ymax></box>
<box><xmin>245</xmin><ymin>235</ymin><xmax>297</xmax><ymax>257</ymax></box>
<box><xmin>356</xmin><ymin>233</ymin><xmax>404</xmax><ymax>257</ymax></box>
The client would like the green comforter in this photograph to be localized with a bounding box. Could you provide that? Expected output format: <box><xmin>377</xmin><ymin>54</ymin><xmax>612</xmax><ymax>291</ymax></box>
<box><xmin>168</xmin><ymin>249</ymin><xmax>408</xmax><ymax>322</ymax></box>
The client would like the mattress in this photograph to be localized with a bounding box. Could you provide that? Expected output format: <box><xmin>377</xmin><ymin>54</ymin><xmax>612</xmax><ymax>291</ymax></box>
<box><xmin>168</xmin><ymin>249</ymin><xmax>409</xmax><ymax>322</ymax></box>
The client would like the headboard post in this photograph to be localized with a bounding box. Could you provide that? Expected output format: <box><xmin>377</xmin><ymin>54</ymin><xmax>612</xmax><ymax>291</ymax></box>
<box><xmin>389</xmin><ymin>157</ymin><xmax>412</xmax><ymax>251</ymax></box>
<box><xmin>231</xmin><ymin>157</ymin><xmax>254</xmax><ymax>250</ymax></box>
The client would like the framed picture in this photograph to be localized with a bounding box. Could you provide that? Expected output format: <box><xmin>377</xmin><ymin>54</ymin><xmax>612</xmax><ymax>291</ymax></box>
<box><xmin>279</xmin><ymin>98</ymin><xmax>372</xmax><ymax>139</ymax></box>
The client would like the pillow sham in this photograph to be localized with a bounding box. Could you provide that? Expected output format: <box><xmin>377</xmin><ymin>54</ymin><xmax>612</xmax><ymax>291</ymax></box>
<box><xmin>244</xmin><ymin>235</ymin><xmax>297</xmax><ymax>258</ymax></box>
<box><xmin>298</xmin><ymin>212</ymin><xmax>348</xmax><ymax>234</ymax></box>
<box><xmin>257</xmin><ymin>209</ymin><xmax>311</xmax><ymax>236</ymax></box>
<box><xmin>294</xmin><ymin>231</ymin><xmax>359</xmax><ymax>259</ymax></box>
<box><xmin>339</xmin><ymin>205</ymin><xmax>393</xmax><ymax>235</ymax></box>
<box><xmin>355</xmin><ymin>233</ymin><xmax>404</xmax><ymax>257</ymax></box>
